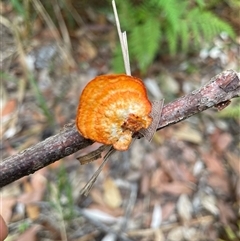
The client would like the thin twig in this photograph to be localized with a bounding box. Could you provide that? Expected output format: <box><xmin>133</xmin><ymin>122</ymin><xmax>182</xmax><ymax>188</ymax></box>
<box><xmin>80</xmin><ymin>146</ymin><xmax>116</xmax><ymax>196</ymax></box>
<box><xmin>53</xmin><ymin>0</ymin><xmax>72</xmax><ymax>51</ymax></box>
<box><xmin>32</xmin><ymin>0</ymin><xmax>75</xmax><ymax>67</ymax></box>
<box><xmin>76</xmin><ymin>145</ymin><xmax>109</xmax><ymax>165</ymax></box>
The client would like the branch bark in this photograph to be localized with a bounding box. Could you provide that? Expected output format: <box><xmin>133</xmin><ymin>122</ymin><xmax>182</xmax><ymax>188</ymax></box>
<box><xmin>1</xmin><ymin>70</ymin><xmax>239</xmax><ymax>188</ymax></box>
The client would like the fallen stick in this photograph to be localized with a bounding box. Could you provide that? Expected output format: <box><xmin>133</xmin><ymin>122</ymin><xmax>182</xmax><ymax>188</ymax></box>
<box><xmin>1</xmin><ymin>69</ymin><xmax>239</xmax><ymax>188</ymax></box>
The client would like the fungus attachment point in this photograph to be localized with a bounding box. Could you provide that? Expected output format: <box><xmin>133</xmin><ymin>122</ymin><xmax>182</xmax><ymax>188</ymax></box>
<box><xmin>76</xmin><ymin>74</ymin><xmax>152</xmax><ymax>151</ymax></box>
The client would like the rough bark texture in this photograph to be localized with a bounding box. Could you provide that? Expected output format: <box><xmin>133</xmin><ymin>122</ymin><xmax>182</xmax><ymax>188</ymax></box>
<box><xmin>157</xmin><ymin>69</ymin><xmax>240</xmax><ymax>130</ymax></box>
<box><xmin>1</xmin><ymin>70</ymin><xmax>239</xmax><ymax>187</ymax></box>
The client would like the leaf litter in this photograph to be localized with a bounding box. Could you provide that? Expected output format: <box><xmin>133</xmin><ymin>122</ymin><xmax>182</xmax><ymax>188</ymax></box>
<box><xmin>1</xmin><ymin>1</ymin><xmax>239</xmax><ymax>240</ymax></box>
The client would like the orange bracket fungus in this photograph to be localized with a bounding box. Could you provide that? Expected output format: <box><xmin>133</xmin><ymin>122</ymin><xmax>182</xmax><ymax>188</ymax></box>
<box><xmin>76</xmin><ymin>74</ymin><xmax>153</xmax><ymax>151</ymax></box>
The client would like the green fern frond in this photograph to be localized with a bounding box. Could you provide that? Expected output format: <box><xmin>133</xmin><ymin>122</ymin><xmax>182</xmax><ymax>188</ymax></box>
<box><xmin>150</xmin><ymin>0</ymin><xmax>182</xmax><ymax>33</ymax></box>
<box><xmin>10</xmin><ymin>0</ymin><xmax>26</xmax><ymax>17</ymax></box>
<box><xmin>112</xmin><ymin>0</ymin><xmax>236</xmax><ymax>73</ymax></box>
<box><xmin>228</xmin><ymin>0</ymin><xmax>240</xmax><ymax>8</ymax></box>
<box><xmin>179</xmin><ymin>20</ymin><xmax>189</xmax><ymax>52</ymax></box>
<box><xmin>165</xmin><ymin>26</ymin><xmax>178</xmax><ymax>54</ymax></box>
<box><xmin>189</xmin><ymin>20</ymin><xmax>202</xmax><ymax>48</ymax></box>
<box><xmin>210</xmin><ymin>12</ymin><xmax>235</xmax><ymax>38</ymax></box>
<box><xmin>112</xmin><ymin>45</ymin><xmax>125</xmax><ymax>73</ymax></box>
<box><xmin>117</xmin><ymin>0</ymin><xmax>136</xmax><ymax>30</ymax></box>
<box><xmin>129</xmin><ymin>16</ymin><xmax>161</xmax><ymax>72</ymax></box>
<box><xmin>187</xmin><ymin>8</ymin><xmax>235</xmax><ymax>43</ymax></box>
<box><xmin>195</xmin><ymin>0</ymin><xmax>206</xmax><ymax>9</ymax></box>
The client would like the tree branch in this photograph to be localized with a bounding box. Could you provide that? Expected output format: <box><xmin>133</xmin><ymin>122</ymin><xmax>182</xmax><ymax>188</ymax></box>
<box><xmin>1</xmin><ymin>70</ymin><xmax>239</xmax><ymax>188</ymax></box>
<box><xmin>157</xmin><ymin>69</ymin><xmax>240</xmax><ymax>130</ymax></box>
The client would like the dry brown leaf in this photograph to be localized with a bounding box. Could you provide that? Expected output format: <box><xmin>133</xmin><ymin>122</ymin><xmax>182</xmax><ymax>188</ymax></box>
<box><xmin>55</xmin><ymin>104</ymin><xmax>67</xmax><ymax>126</ymax></box>
<box><xmin>37</xmin><ymin>28</ymin><xmax>60</xmax><ymax>40</ymax></box>
<box><xmin>140</xmin><ymin>173</ymin><xmax>150</xmax><ymax>195</ymax></box>
<box><xmin>202</xmin><ymin>152</ymin><xmax>226</xmax><ymax>176</ymax></box>
<box><xmin>154</xmin><ymin>229</ymin><xmax>165</xmax><ymax>241</ymax></box>
<box><xmin>211</xmin><ymin>130</ymin><xmax>233</xmax><ymax>153</ymax></box>
<box><xmin>157</xmin><ymin>181</ymin><xmax>193</xmax><ymax>195</ymax></box>
<box><xmin>216</xmin><ymin>133</ymin><xmax>232</xmax><ymax>152</ymax></box>
<box><xmin>132</xmin><ymin>201</ymin><xmax>145</xmax><ymax>218</ymax></box>
<box><xmin>89</xmin><ymin>189</ymin><xmax>104</xmax><ymax>207</ymax></box>
<box><xmin>75</xmin><ymin>231</ymin><xmax>99</xmax><ymax>241</ymax></box>
<box><xmin>143</xmin><ymin>153</ymin><xmax>158</xmax><ymax>171</ymax></box>
<box><xmin>0</xmin><ymin>2</ymin><xmax>13</xmax><ymax>13</ymax></box>
<box><xmin>150</xmin><ymin>169</ymin><xmax>170</xmax><ymax>191</ymax></box>
<box><xmin>48</xmin><ymin>159</ymin><xmax>63</xmax><ymax>169</ymax></box>
<box><xmin>26</xmin><ymin>204</ymin><xmax>40</xmax><ymax>221</ymax></box>
<box><xmin>201</xmin><ymin>194</ymin><xmax>219</xmax><ymax>215</ymax></box>
<box><xmin>103</xmin><ymin>177</ymin><xmax>122</xmax><ymax>209</ymax></box>
<box><xmin>177</xmin><ymin>194</ymin><xmax>193</xmax><ymax>222</ymax></box>
<box><xmin>31</xmin><ymin>168</ymin><xmax>47</xmax><ymax>191</ymax></box>
<box><xmin>225</xmin><ymin>151</ymin><xmax>240</xmax><ymax>175</ymax></box>
<box><xmin>0</xmin><ymin>197</ymin><xmax>17</xmax><ymax>222</ymax></box>
<box><xmin>0</xmin><ymin>179</ymin><xmax>22</xmax><ymax>197</ymax></box>
<box><xmin>167</xmin><ymin>226</ymin><xmax>184</xmax><ymax>241</ymax></box>
<box><xmin>161</xmin><ymin>202</ymin><xmax>176</xmax><ymax>221</ymax></box>
<box><xmin>2</xmin><ymin>140</ymin><xmax>18</xmax><ymax>157</ymax></box>
<box><xmin>78</xmin><ymin>38</ymin><xmax>97</xmax><ymax>61</ymax></box>
<box><xmin>1</xmin><ymin>117</ymin><xmax>19</xmax><ymax>139</ymax></box>
<box><xmin>160</xmin><ymin>159</ymin><xmax>196</xmax><ymax>183</ymax></box>
<box><xmin>23</xmin><ymin>178</ymin><xmax>33</xmax><ymax>193</ymax></box>
<box><xmin>182</xmin><ymin>227</ymin><xmax>199</xmax><ymax>241</ymax></box>
<box><xmin>18</xmin><ymin>169</ymin><xmax>47</xmax><ymax>204</ymax></box>
<box><xmin>181</xmin><ymin>146</ymin><xmax>198</xmax><ymax>164</ymax></box>
<box><xmin>177</xmin><ymin>163</ymin><xmax>196</xmax><ymax>183</ymax></box>
<box><xmin>217</xmin><ymin>200</ymin><xmax>237</xmax><ymax>224</ymax></box>
<box><xmin>207</xmin><ymin>173</ymin><xmax>230</xmax><ymax>196</ymax></box>
<box><xmin>2</xmin><ymin>99</ymin><xmax>17</xmax><ymax>117</ymax></box>
<box><xmin>174</xmin><ymin>124</ymin><xmax>202</xmax><ymax>144</ymax></box>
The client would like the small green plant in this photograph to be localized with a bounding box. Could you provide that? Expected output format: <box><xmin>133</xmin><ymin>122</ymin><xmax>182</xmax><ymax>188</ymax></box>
<box><xmin>218</xmin><ymin>99</ymin><xmax>240</xmax><ymax>120</ymax></box>
<box><xmin>10</xmin><ymin>0</ymin><xmax>29</xmax><ymax>19</ymax></box>
<box><xmin>224</xmin><ymin>224</ymin><xmax>238</xmax><ymax>240</ymax></box>
<box><xmin>47</xmin><ymin>164</ymin><xmax>75</xmax><ymax>221</ymax></box>
<box><xmin>18</xmin><ymin>220</ymin><xmax>31</xmax><ymax>233</ymax></box>
<box><xmin>28</xmin><ymin>73</ymin><xmax>54</xmax><ymax>125</ymax></box>
<box><xmin>113</xmin><ymin>0</ymin><xmax>236</xmax><ymax>73</ymax></box>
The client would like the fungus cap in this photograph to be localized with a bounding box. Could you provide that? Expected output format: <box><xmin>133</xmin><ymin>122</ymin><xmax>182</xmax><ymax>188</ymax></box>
<box><xmin>76</xmin><ymin>74</ymin><xmax>152</xmax><ymax>151</ymax></box>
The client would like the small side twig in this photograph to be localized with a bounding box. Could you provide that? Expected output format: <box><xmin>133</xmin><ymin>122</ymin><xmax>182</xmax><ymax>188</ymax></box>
<box><xmin>80</xmin><ymin>146</ymin><xmax>116</xmax><ymax>196</ymax></box>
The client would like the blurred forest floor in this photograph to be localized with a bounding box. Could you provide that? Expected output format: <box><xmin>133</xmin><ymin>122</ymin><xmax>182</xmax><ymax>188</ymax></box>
<box><xmin>1</xmin><ymin>1</ymin><xmax>240</xmax><ymax>241</ymax></box>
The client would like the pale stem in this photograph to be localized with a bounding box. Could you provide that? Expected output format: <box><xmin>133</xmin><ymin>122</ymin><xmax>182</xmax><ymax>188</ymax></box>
<box><xmin>112</xmin><ymin>0</ymin><xmax>131</xmax><ymax>75</ymax></box>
